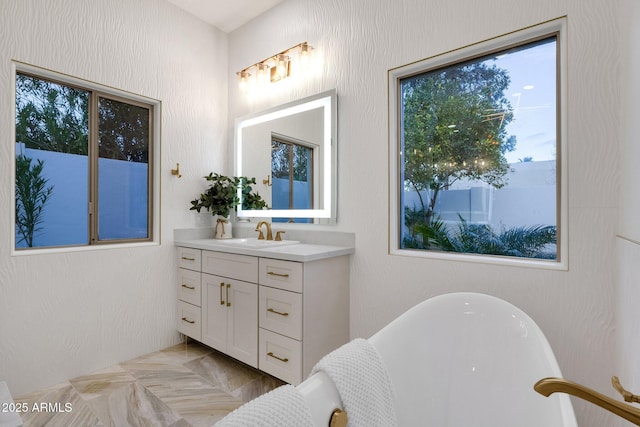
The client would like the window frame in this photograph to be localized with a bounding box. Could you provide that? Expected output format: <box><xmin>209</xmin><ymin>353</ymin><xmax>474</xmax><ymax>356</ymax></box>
<box><xmin>12</xmin><ymin>62</ymin><xmax>161</xmax><ymax>254</ymax></box>
<box><xmin>388</xmin><ymin>18</ymin><xmax>568</xmax><ymax>270</ymax></box>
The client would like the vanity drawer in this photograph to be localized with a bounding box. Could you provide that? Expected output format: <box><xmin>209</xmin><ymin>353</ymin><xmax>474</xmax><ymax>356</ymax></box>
<box><xmin>259</xmin><ymin>328</ymin><xmax>302</xmax><ymax>385</ymax></box>
<box><xmin>259</xmin><ymin>259</ymin><xmax>303</xmax><ymax>293</ymax></box>
<box><xmin>178</xmin><ymin>268</ymin><xmax>201</xmax><ymax>306</ymax></box>
<box><xmin>177</xmin><ymin>300</ymin><xmax>201</xmax><ymax>341</ymax></box>
<box><xmin>177</xmin><ymin>247</ymin><xmax>201</xmax><ymax>271</ymax></box>
<box><xmin>202</xmin><ymin>250</ymin><xmax>258</xmax><ymax>283</ymax></box>
<box><xmin>259</xmin><ymin>286</ymin><xmax>302</xmax><ymax>340</ymax></box>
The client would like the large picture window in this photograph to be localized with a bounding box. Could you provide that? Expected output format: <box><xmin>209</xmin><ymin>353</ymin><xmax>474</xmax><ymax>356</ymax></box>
<box><xmin>389</xmin><ymin>19</ymin><xmax>567</xmax><ymax>267</ymax></box>
<box><xmin>14</xmin><ymin>66</ymin><xmax>157</xmax><ymax>250</ymax></box>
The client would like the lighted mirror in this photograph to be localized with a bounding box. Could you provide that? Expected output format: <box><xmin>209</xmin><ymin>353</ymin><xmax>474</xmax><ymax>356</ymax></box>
<box><xmin>235</xmin><ymin>90</ymin><xmax>337</xmax><ymax>223</ymax></box>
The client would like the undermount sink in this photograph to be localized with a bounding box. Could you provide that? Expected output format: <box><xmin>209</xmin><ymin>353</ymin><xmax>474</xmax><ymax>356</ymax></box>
<box><xmin>208</xmin><ymin>237</ymin><xmax>300</xmax><ymax>248</ymax></box>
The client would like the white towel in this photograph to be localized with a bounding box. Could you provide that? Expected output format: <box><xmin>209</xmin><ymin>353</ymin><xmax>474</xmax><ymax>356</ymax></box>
<box><xmin>311</xmin><ymin>338</ymin><xmax>398</xmax><ymax>427</ymax></box>
<box><xmin>214</xmin><ymin>384</ymin><xmax>314</xmax><ymax>427</ymax></box>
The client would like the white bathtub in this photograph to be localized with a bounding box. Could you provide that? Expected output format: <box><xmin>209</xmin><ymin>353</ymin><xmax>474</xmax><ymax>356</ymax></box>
<box><xmin>296</xmin><ymin>292</ymin><xmax>577</xmax><ymax>427</ymax></box>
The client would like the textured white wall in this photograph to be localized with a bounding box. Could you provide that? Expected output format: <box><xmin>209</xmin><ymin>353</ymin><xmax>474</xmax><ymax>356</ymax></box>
<box><xmin>229</xmin><ymin>1</ymin><xmax>623</xmax><ymax>426</ymax></box>
<box><xmin>0</xmin><ymin>2</ymin><xmax>633</xmax><ymax>425</ymax></box>
<box><xmin>617</xmin><ymin>2</ymin><xmax>640</xmax><ymax>427</ymax></box>
<box><xmin>0</xmin><ymin>0</ymin><xmax>229</xmax><ymax>395</ymax></box>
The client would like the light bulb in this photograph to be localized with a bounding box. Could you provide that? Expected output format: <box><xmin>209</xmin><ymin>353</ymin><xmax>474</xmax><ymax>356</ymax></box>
<box><xmin>299</xmin><ymin>42</ymin><xmax>312</xmax><ymax>71</ymax></box>
<box><xmin>257</xmin><ymin>63</ymin><xmax>269</xmax><ymax>86</ymax></box>
<box><xmin>238</xmin><ymin>70</ymin><xmax>251</xmax><ymax>93</ymax></box>
<box><xmin>276</xmin><ymin>54</ymin><xmax>289</xmax><ymax>80</ymax></box>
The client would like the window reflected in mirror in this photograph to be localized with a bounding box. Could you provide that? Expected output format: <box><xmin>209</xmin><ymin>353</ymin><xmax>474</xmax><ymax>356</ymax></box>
<box><xmin>271</xmin><ymin>134</ymin><xmax>314</xmax><ymax>223</ymax></box>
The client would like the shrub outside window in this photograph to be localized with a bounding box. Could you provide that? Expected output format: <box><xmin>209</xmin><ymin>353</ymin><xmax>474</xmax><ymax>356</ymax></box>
<box><xmin>389</xmin><ymin>19</ymin><xmax>567</xmax><ymax>268</ymax></box>
<box><xmin>14</xmin><ymin>65</ymin><xmax>158</xmax><ymax>250</ymax></box>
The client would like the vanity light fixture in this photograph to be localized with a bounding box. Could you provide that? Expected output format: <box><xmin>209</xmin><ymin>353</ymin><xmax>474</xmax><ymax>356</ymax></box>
<box><xmin>236</xmin><ymin>42</ymin><xmax>313</xmax><ymax>91</ymax></box>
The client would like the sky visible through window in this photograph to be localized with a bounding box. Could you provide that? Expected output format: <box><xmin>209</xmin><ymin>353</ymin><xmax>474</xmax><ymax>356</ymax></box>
<box><xmin>496</xmin><ymin>39</ymin><xmax>556</xmax><ymax>163</ymax></box>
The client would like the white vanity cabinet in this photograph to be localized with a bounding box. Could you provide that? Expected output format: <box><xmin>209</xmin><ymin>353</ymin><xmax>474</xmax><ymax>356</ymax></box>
<box><xmin>201</xmin><ymin>251</ymin><xmax>258</xmax><ymax>368</ymax></box>
<box><xmin>175</xmin><ymin>242</ymin><xmax>351</xmax><ymax>385</ymax></box>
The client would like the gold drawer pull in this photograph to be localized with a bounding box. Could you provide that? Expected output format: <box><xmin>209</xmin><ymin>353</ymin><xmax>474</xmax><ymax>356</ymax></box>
<box><xmin>226</xmin><ymin>283</ymin><xmax>231</xmax><ymax>307</ymax></box>
<box><xmin>267</xmin><ymin>352</ymin><xmax>289</xmax><ymax>363</ymax></box>
<box><xmin>181</xmin><ymin>317</ymin><xmax>195</xmax><ymax>324</ymax></box>
<box><xmin>267</xmin><ymin>271</ymin><xmax>290</xmax><ymax>278</ymax></box>
<box><xmin>181</xmin><ymin>284</ymin><xmax>195</xmax><ymax>290</ymax></box>
<box><xmin>267</xmin><ymin>308</ymin><xmax>289</xmax><ymax>317</ymax></box>
<box><xmin>181</xmin><ymin>256</ymin><xmax>195</xmax><ymax>261</ymax></box>
<box><xmin>220</xmin><ymin>282</ymin><xmax>225</xmax><ymax>305</ymax></box>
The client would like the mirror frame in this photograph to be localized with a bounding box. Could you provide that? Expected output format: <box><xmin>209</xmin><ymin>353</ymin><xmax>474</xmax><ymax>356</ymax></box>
<box><xmin>235</xmin><ymin>89</ymin><xmax>337</xmax><ymax>222</ymax></box>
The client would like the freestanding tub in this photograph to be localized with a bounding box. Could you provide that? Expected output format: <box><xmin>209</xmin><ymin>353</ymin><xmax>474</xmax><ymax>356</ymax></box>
<box><xmin>296</xmin><ymin>292</ymin><xmax>577</xmax><ymax>426</ymax></box>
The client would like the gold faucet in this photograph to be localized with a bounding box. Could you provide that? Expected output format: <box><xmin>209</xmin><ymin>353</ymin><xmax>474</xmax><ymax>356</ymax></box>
<box><xmin>255</xmin><ymin>221</ymin><xmax>273</xmax><ymax>240</ymax></box>
<box><xmin>535</xmin><ymin>377</ymin><xmax>640</xmax><ymax>425</ymax></box>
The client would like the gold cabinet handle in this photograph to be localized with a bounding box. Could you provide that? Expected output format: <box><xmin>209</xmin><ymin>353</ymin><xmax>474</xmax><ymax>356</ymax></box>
<box><xmin>267</xmin><ymin>352</ymin><xmax>289</xmax><ymax>363</ymax></box>
<box><xmin>267</xmin><ymin>308</ymin><xmax>289</xmax><ymax>317</ymax></box>
<box><xmin>181</xmin><ymin>284</ymin><xmax>195</xmax><ymax>290</ymax></box>
<box><xmin>226</xmin><ymin>283</ymin><xmax>231</xmax><ymax>307</ymax></box>
<box><xmin>181</xmin><ymin>256</ymin><xmax>195</xmax><ymax>261</ymax></box>
<box><xmin>219</xmin><ymin>282</ymin><xmax>225</xmax><ymax>305</ymax></box>
<box><xmin>267</xmin><ymin>271</ymin><xmax>290</xmax><ymax>278</ymax></box>
<box><xmin>181</xmin><ymin>317</ymin><xmax>195</xmax><ymax>324</ymax></box>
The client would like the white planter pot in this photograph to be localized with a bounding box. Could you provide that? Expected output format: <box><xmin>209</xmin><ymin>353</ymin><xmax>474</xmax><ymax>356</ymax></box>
<box><xmin>215</xmin><ymin>216</ymin><xmax>233</xmax><ymax>239</ymax></box>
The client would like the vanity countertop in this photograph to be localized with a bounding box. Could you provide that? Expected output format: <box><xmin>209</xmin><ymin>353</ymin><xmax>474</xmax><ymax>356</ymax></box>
<box><xmin>175</xmin><ymin>238</ymin><xmax>354</xmax><ymax>262</ymax></box>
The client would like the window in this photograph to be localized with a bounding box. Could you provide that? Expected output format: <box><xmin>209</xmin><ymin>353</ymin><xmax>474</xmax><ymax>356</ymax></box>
<box><xmin>14</xmin><ymin>65</ymin><xmax>157</xmax><ymax>250</ymax></box>
<box><xmin>389</xmin><ymin>19</ymin><xmax>567</xmax><ymax>267</ymax></box>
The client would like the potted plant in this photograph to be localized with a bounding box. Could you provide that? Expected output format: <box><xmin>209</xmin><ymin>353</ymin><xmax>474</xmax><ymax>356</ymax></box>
<box><xmin>190</xmin><ymin>173</ymin><xmax>267</xmax><ymax>238</ymax></box>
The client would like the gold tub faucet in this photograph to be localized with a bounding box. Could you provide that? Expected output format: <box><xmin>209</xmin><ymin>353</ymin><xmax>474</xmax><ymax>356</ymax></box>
<box><xmin>535</xmin><ymin>376</ymin><xmax>640</xmax><ymax>426</ymax></box>
<box><xmin>255</xmin><ymin>221</ymin><xmax>273</xmax><ymax>240</ymax></box>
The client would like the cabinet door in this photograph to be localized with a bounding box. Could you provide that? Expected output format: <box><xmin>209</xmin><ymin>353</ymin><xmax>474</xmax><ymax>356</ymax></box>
<box><xmin>202</xmin><ymin>274</ymin><xmax>228</xmax><ymax>353</ymax></box>
<box><xmin>227</xmin><ymin>279</ymin><xmax>258</xmax><ymax>368</ymax></box>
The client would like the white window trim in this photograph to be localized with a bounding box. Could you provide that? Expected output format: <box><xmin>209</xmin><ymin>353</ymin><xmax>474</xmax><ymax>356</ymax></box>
<box><xmin>10</xmin><ymin>61</ymin><xmax>162</xmax><ymax>255</ymax></box>
<box><xmin>388</xmin><ymin>17</ymin><xmax>568</xmax><ymax>270</ymax></box>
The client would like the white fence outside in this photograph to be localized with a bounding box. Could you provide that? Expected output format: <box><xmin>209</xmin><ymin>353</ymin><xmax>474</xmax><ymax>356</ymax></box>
<box><xmin>15</xmin><ymin>146</ymin><xmax>148</xmax><ymax>248</ymax></box>
<box><xmin>403</xmin><ymin>160</ymin><xmax>556</xmax><ymax>231</ymax></box>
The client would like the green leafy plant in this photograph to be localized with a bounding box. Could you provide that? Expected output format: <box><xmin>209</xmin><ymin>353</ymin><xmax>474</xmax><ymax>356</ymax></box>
<box><xmin>405</xmin><ymin>212</ymin><xmax>556</xmax><ymax>259</ymax></box>
<box><xmin>402</xmin><ymin>62</ymin><xmax>516</xmax><ymax>227</ymax></box>
<box><xmin>190</xmin><ymin>173</ymin><xmax>268</xmax><ymax>217</ymax></box>
<box><xmin>15</xmin><ymin>154</ymin><xmax>54</xmax><ymax>247</ymax></box>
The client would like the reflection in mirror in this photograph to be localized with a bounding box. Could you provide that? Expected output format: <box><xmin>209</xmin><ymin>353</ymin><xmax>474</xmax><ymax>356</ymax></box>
<box><xmin>271</xmin><ymin>133</ymin><xmax>314</xmax><ymax>216</ymax></box>
<box><xmin>235</xmin><ymin>90</ymin><xmax>337</xmax><ymax>223</ymax></box>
